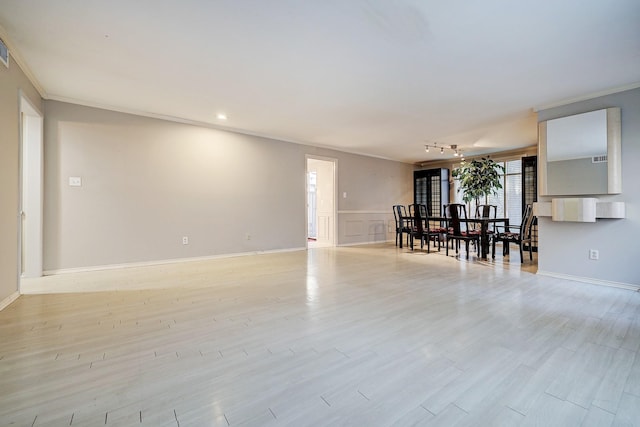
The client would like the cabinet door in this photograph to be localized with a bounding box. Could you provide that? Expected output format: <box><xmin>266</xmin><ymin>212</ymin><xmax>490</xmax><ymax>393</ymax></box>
<box><xmin>522</xmin><ymin>156</ymin><xmax>537</xmax><ymax>208</ymax></box>
<box><xmin>522</xmin><ymin>156</ymin><xmax>537</xmax><ymax>250</ymax></box>
<box><xmin>414</xmin><ymin>174</ymin><xmax>429</xmax><ymax>206</ymax></box>
<box><xmin>414</xmin><ymin>168</ymin><xmax>449</xmax><ymax>216</ymax></box>
<box><xmin>437</xmin><ymin>168</ymin><xmax>450</xmax><ymax>216</ymax></box>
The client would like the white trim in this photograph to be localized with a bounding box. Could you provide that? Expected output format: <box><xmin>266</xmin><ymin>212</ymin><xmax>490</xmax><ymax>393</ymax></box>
<box><xmin>338</xmin><ymin>240</ymin><xmax>394</xmax><ymax>247</ymax></box>
<box><xmin>306</xmin><ymin>155</ymin><xmax>338</xmax><ymax>248</ymax></box>
<box><xmin>0</xmin><ymin>291</ymin><xmax>20</xmax><ymax>311</ymax></box>
<box><xmin>19</xmin><ymin>90</ymin><xmax>43</xmax><ymax>116</ymax></box>
<box><xmin>19</xmin><ymin>93</ymin><xmax>45</xmax><ymax>281</ymax></box>
<box><xmin>337</xmin><ymin>210</ymin><xmax>390</xmax><ymax>214</ymax></box>
<box><xmin>533</xmin><ymin>82</ymin><xmax>640</xmax><ymax>112</ymax></box>
<box><xmin>42</xmin><ymin>247</ymin><xmax>306</xmax><ymax>276</ymax></box>
<box><xmin>0</xmin><ymin>25</ymin><xmax>47</xmax><ymax>97</ymax></box>
<box><xmin>537</xmin><ymin>270</ymin><xmax>639</xmax><ymax>292</ymax></box>
<box><xmin>49</xmin><ymin>95</ymin><xmax>406</xmax><ymax>163</ymax></box>
<box><xmin>305</xmin><ymin>154</ymin><xmax>340</xmax><ymax>163</ymax></box>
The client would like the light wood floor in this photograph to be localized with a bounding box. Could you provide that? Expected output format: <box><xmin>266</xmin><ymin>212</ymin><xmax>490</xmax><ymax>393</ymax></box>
<box><xmin>2</xmin><ymin>244</ymin><xmax>639</xmax><ymax>426</ymax></box>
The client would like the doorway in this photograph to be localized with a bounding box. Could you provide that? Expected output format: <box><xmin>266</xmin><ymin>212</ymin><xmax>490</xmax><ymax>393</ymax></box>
<box><xmin>306</xmin><ymin>157</ymin><xmax>336</xmax><ymax>248</ymax></box>
<box><xmin>19</xmin><ymin>94</ymin><xmax>44</xmax><ymax>281</ymax></box>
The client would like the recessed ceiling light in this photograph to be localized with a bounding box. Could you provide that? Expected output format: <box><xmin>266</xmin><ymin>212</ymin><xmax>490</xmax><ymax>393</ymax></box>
<box><xmin>216</xmin><ymin>113</ymin><xmax>227</xmax><ymax>121</ymax></box>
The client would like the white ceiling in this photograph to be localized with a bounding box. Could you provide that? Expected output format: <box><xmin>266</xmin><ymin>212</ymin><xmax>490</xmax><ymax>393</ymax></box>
<box><xmin>1</xmin><ymin>0</ymin><xmax>639</xmax><ymax>164</ymax></box>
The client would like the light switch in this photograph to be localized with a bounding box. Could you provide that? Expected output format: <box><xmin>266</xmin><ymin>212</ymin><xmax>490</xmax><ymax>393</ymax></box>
<box><xmin>343</xmin><ymin>192</ymin><xmax>347</xmax><ymax>198</ymax></box>
<box><xmin>69</xmin><ymin>176</ymin><xmax>82</xmax><ymax>187</ymax></box>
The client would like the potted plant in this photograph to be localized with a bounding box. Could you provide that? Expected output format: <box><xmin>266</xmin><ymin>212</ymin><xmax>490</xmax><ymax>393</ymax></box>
<box><xmin>451</xmin><ymin>157</ymin><xmax>504</xmax><ymax>206</ymax></box>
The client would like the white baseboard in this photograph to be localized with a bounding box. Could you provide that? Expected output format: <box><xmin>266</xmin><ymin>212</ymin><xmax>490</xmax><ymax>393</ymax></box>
<box><xmin>537</xmin><ymin>270</ymin><xmax>639</xmax><ymax>291</ymax></box>
<box><xmin>0</xmin><ymin>291</ymin><xmax>20</xmax><ymax>311</ymax></box>
<box><xmin>338</xmin><ymin>239</ymin><xmax>394</xmax><ymax>248</ymax></box>
<box><xmin>43</xmin><ymin>247</ymin><xmax>307</xmax><ymax>276</ymax></box>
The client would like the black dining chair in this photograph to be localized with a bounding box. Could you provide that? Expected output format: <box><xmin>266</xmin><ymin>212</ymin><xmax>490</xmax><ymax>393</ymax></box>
<box><xmin>444</xmin><ymin>203</ymin><xmax>480</xmax><ymax>246</ymax></box>
<box><xmin>444</xmin><ymin>203</ymin><xmax>480</xmax><ymax>259</ymax></box>
<box><xmin>393</xmin><ymin>205</ymin><xmax>412</xmax><ymax>248</ymax></box>
<box><xmin>392</xmin><ymin>205</ymin><xmax>402</xmax><ymax>246</ymax></box>
<box><xmin>445</xmin><ymin>203</ymin><xmax>478</xmax><ymax>231</ymax></box>
<box><xmin>475</xmin><ymin>204</ymin><xmax>498</xmax><ymax>240</ymax></box>
<box><xmin>475</xmin><ymin>204</ymin><xmax>498</xmax><ymax>221</ymax></box>
<box><xmin>409</xmin><ymin>204</ymin><xmax>442</xmax><ymax>253</ymax></box>
<box><xmin>492</xmin><ymin>204</ymin><xmax>535</xmax><ymax>262</ymax></box>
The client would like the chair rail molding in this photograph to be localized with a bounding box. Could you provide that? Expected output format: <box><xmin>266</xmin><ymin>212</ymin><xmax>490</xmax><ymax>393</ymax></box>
<box><xmin>337</xmin><ymin>210</ymin><xmax>390</xmax><ymax>214</ymax></box>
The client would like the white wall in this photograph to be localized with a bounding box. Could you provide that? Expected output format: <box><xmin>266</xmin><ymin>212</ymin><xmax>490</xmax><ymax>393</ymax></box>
<box><xmin>536</xmin><ymin>87</ymin><xmax>640</xmax><ymax>287</ymax></box>
<box><xmin>43</xmin><ymin>101</ymin><xmax>413</xmax><ymax>273</ymax></box>
<box><xmin>336</xmin><ymin>151</ymin><xmax>414</xmax><ymax>246</ymax></box>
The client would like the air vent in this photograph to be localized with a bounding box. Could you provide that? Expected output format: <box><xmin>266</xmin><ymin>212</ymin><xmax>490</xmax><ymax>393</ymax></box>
<box><xmin>592</xmin><ymin>155</ymin><xmax>607</xmax><ymax>163</ymax></box>
<box><xmin>0</xmin><ymin>37</ymin><xmax>8</xmax><ymax>68</ymax></box>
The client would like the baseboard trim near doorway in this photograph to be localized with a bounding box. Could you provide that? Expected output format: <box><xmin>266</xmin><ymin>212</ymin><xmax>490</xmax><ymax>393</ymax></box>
<box><xmin>0</xmin><ymin>291</ymin><xmax>20</xmax><ymax>311</ymax></box>
<box><xmin>537</xmin><ymin>270</ymin><xmax>640</xmax><ymax>291</ymax></box>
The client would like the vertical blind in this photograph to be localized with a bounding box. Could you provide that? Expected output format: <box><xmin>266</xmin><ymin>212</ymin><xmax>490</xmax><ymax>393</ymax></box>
<box><xmin>453</xmin><ymin>159</ymin><xmax>524</xmax><ymax>226</ymax></box>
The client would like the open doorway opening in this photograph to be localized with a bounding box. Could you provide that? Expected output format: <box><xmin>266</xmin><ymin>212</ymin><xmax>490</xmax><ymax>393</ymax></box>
<box><xmin>19</xmin><ymin>94</ymin><xmax>44</xmax><ymax>281</ymax></box>
<box><xmin>306</xmin><ymin>156</ymin><xmax>336</xmax><ymax>248</ymax></box>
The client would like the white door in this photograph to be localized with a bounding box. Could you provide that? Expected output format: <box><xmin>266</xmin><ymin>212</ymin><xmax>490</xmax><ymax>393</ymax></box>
<box><xmin>20</xmin><ymin>95</ymin><xmax>44</xmax><ymax>279</ymax></box>
<box><xmin>307</xmin><ymin>157</ymin><xmax>336</xmax><ymax>247</ymax></box>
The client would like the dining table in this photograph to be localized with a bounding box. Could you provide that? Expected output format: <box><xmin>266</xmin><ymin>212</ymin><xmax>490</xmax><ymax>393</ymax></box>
<box><xmin>426</xmin><ymin>216</ymin><xmax>509</xmax><ymax>260</ymax></box>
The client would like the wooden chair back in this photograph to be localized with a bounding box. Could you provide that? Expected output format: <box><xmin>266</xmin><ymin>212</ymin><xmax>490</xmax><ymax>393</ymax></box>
<box><xmin>446</xmin><ymin>204</ymin><xmax>463</xmax><ymax>236</ymax></box>
<box><xmin>521</xmin><ymin>204</ymin><xmax>535</xmax><ymax>241</ymax></box>
<box><xmin>476</xmin><ymin>204</ymin><xmax>497</xmax><ymax>232</ymax></box>
<box><xmin>444</xmin><ymin>203</ymin><xmax>468</xmax><ymax>234</ymax></box>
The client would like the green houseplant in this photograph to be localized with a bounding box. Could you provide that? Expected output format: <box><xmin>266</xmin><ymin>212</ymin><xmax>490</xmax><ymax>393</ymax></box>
<box><xmin>451</xmin><ymin>157</ymin><xmax>504</xmax><ymax>205</ymax></box>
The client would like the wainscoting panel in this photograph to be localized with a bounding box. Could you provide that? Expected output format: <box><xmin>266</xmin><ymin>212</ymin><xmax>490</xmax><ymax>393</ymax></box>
<box><xmin>339</xmin><ymin>211</ymin><xmax>394</xmax><ymax>246</ymax></box>
<box><xmin>367</xmin><ymin>220</ymin><xmax>386</xmax><ymax>238</ymax></box>
<box><xmin>345</xmin><ymin>220</ymin><xmax>365</xmax><ymax>237</ymax></box>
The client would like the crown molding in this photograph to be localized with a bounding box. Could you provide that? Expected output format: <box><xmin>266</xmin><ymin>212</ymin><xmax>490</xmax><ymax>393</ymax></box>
<box><xmin>46</xmin><ymin>95</ymin><xmax>411</xmax><ymax>165</ymax></box>
<box><xmin>0</xmin><ymin>24</ymin><xmax>47</xmax><ymax>98</ymax></box>
<box><xmin>533</xmin><ymin>82</ymin><xmax>640</xmax><ymax>112</ymax></box>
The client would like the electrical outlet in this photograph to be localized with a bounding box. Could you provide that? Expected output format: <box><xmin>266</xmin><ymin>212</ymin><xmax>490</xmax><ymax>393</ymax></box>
<box><xmin>589</xmin><ymin>249</ymin><xmax>599</xmax><ymax>260</ymax></box>
<box><xmin>245</xmin><ymin>233</ymin><xmax>251</xmax><ymax>240</ymax></box>
<box><xmin>182</xmin><ymin>236</ymin><xmax>189</xmax><ymax>245</ymax></box>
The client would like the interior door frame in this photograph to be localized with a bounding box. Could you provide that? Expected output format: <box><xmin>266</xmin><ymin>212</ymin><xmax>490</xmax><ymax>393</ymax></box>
<box><xmin>19</xmin><ymin>92</ymin><xmax>44</xmax><ymax>283</ymax></box>
<box><xmin>305</xmin><ymin>155</ymin><xmax>338</xmax><ymax>248</ymax></box>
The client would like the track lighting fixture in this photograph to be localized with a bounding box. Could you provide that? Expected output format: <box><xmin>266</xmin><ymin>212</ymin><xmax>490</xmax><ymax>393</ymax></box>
<box><xmin>424</xmin><ymin>143</ymin><xmax>461</xmax><ymax>158</ymax></box>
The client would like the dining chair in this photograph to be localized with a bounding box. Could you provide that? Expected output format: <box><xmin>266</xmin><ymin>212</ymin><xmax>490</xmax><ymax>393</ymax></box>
<box><xmin>450</xmin><ymin>203</ymin><xmax>476</xmax><ymax>235</ymax></box>
<box><xmin>444</xmin><ymin>203</ymin><xmax>480</xmax><ymax>259</ymax></box>
<box><xmin>409</xmin><ymin>203</ymin><xmax>438</xmax><ymax>227</ymax></box>
<box><xmin>475</xmin><ymin>204</ymin><xmax>498</xmax><ymax>220</ymax></box>
<box><xmin>409</xmin><ymin>204</ymin><xmax>442</xmax><ymax>252</ymax></box>
<box><xmin>393</xmin><ymin>205</ymin><xmax>412</xmax><ymax>248</ymax></box>
<box><xmin>475</xmin><ymin>204</ymin><xmax>498</xmax><ymax>238</ymax></box>
<box><xmin>392</xmin><ymin>205</ymin><xmax>402</xmax><ymax>246</ymax></box>
<box><xmin>492</xmin><ymin>204</ymin><xmax>535</xmax><ymax>262</ymax></box>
